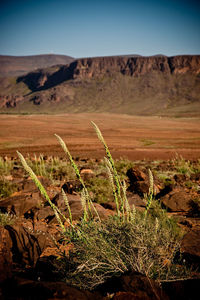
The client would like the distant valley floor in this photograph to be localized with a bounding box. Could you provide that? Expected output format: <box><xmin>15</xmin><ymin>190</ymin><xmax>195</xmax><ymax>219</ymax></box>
<box><xmin>0</xmin><ymin>113</ymin><xmax>200</xmax><ymax>160</ymax></box>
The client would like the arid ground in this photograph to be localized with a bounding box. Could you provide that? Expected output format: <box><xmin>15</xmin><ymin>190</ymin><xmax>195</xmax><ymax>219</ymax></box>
<box><xmin>0</xmin><ymin>113</ymin><xmax>200</xmax><ymax>160</ymax></box>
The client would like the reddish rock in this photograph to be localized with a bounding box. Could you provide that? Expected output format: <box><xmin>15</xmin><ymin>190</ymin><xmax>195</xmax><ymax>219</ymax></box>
<box><xmin>126</xmin><ymin>192</ymin><xmax>146</xmax><ymax>208</ymax></box>
<box><xmin>113</xmin><ymin>291</ymin><xmax>153</xmax><ymax>300</ymax></box>
<box><xmin>127</xmin><ymin>167</ymin><xmax>160</xmax><ymax>196</ymax></box>
<box><xmin>161</xmin><ymin>189</ymin><xmax>193</xmax><ymax>212</ymax></box>
<box><xmin>181</xmin><ymin>229</ymin><xmax>200</xmax><ymax>269</ymax></box>
<box><xmin>5</xmin><ymin>219</ymin><xmax>60</xmax><ymax>267</ymax></box>
<box><xmin>0</xmin><ymin>226</ymin><xmax>13</xmax><ymax>282</ymax></box>
<box><xmin>22</xmin><ymin>176</ymin><xmax>51</xmax><ymax>192</ymax></box>
<box><xmin>121</xmin><ymin>272</ymin><xmax>169</xmax><ymax>300</ymax></box>
<box><xmin>131</xmin><ymin>181</ymin><xmax>149</xmax><ymax>195</ymax></box>
<box><xmin>127</xmin><ymin>167</ymin><xmax>146</xmax><ymax>183</ymax></box>
<box><xmin>62</xmin><ymin>181</ymin><xmax>82</xmax><ymax>194</ymax></box>
<box><xmin>0</xmin><ymin>192</ymin><xmax>42</xmax><ymax>217</ymax></box>
<box><xmin>51</xmin><ymin>192</ymin><xmax>113</xmax><ymax>221</ymax></box>
<box><xmin>1</xmin><ymin>277</ymin><xmax>100</xmax><ymax>300</ymax></box>
<box><xmin>161</xmin><ymin>278</ymin><xmax>200</xmax><ymax>300</ymax></box>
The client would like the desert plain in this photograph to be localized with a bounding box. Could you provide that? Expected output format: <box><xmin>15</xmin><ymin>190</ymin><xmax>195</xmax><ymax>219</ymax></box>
<box><xmin>0</xmin><ymin>113</ymin><xmax>200</xmax><ymax>160</ymax></box>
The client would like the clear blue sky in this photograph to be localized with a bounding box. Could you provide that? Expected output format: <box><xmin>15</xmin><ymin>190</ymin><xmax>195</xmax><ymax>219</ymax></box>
<box><xmin>0</xmin><ymin>0</ymin><xmax>200</xmax><ymax>58</ymax></box>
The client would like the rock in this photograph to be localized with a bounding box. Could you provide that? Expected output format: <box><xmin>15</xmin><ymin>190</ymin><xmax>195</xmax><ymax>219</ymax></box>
<box><xmin>190</xmin><ymin>172</ymin><xmax>200</xmax><ymax>181</ymax></box>
<box><xmin>5</xmin><ymin>219</ymin><xmax>60</xmax><ymax>267</ymax></box>
<box><xmin>181</xmin><ymin>229</ymin><xmax>200</xmax><ymax>270</ymax></box>
<box><xmin>112</xmin><ymin>291</ymin><xmax>142</xmax><ymax>299</ymax></box>
<box><xmin>160</xmin><ymin>189</ymin><xmax>193</xmax><ymax>212</ymax></box>
<box><xmin>22</xmin><ymin>176</ymin><xmax>51</xmax><ymax>192</ymax></box>
<box><xmin>155</xmin><ymin>184</ymin><xmax>173</xmax><ymax>199</ymax></box>
<box><xmin>0</xmin><ymin>226</ymin><xmax>13</xmax><ymax>282</ymax></box>
<box><xmin>80</xmin><ymin>167</ymin><xmax>95</xmax><ymax>180</ymax></box>
<box><xmin>174</xmin><ymin>174</ymin><xmax>189</xmax><ymax>183</ymax></box>
<box><xmin>130</xmin><ymin>181</ymin><xmax>149</xmax><ymax>195</ymax></box>
<box><xmin>34</xmin><ymin>206</ymin><xmax>55</xmax><ymax>221</ymax></box>
<box><xmin>127</xmin><ymin>167</ymin><xmax>146</xmax><ymax>183</ymax></box>
<box><xmin>1</xmin><ymin>277</ymin><xmax>100</xmax><ymax>300</ymax></box>
<box><xmin>100</xmin><ymin>202</ymin><xmax>117</xmax><ymax>211</ymax></box>
<box><xmin>62</xmin><ymin>181</ymin><xmax>82</xmax><ymax>194</ymax></box>
<box><xmin>120</xmin><ymin>272</ymin><xmax>169</xmax><ymax>300</ymax></box>
<box><xmin>126</xmin><ymin>192</ymin><xmax>146</xmax><ymax>208</ymax></box>
<box><xmin>0</xmin><ymin>192</ymin><xmax>42</xmax><ymax>217</ymax></box>
<box><xmin>127</xmin><ymin>167</ymin><xmax>160</xmax><ymax>196</ymax></box>
<box><xmin>51</xmin><ymin>192</ymin><xmax>113</xmax><ymax>221</ymax></box>
<box><xmin>161</xmin><ymin>278</ymin><xmax>200</xmax><ymax>300</ymax></box>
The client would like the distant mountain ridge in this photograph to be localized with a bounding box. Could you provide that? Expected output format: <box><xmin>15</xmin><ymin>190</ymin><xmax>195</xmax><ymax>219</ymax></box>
<box><xmin>0</xmin><ymin>54</ymin><xmax>200</xmax><ymax>116</ymax></box>
<box><xmin>0</xmin><ymin>54</ymin><xmax>74</xmax><ymax>77</ymax></box>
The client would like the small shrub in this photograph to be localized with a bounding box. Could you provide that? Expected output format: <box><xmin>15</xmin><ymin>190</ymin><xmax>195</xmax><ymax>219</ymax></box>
<box><xmin>62</xmin><ymin>210</ymin><xmax>184</xmax><ymax>290</ymax></box>
<box><xmin>17</xmin><ymin>122</ymin><xmax>189</xmax><ymax>291</ymax></box>
<box><xmin>0</xmin><ymin>157</ymin><xmax>14</xmax><ymax>176</ymax></box>
<box><xmin>0</xmin><ymin>178</ymin><xmax>17</xmax><ymax>199</ymax></box>
<box><xmin>86</xmin><ymin>176</ymin><xmax>113</xmax><ymax>203</ymax></box>
<box><xmin>0</xmin><ymin>212</ymin><xmax>15</xmax><ymax>226</ymax></box>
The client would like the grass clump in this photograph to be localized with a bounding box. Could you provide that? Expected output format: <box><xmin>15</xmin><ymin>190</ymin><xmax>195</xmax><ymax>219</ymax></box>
<box><xmin>0</xmin><ymin>212</ymin><xmax>15</xmax><ymax>226</ymax></box>
<box><xmin>27</xmin><ymin>154</ymin><xmax>76</xmax><ymax>183</ymax></box>
<box><xmin>17</xmin><ymin>122</ymin><xmax>188</xmax><ymax>290</ymax></box>
<box><xmin>63</xmin><ymin>211</ymin><xmax>184</xmax><ymax>290</ymax></box>
<box><xmin>0</xmin><ymin>178</ymin><xmax>17</xmax><ymax>199</ymax></box>
<box><xmin>0</xmin><ymin>157</ymin><xmax>14</xmax><ymax>176</ymax></box>
<box><xmin>172</xmin><ymin>155</ymin><xmax>200</xmax><ymax>177</ymax></box>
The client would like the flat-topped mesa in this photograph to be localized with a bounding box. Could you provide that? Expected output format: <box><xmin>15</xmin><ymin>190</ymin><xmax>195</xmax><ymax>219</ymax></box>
<box><xmin>16</xmin><ymin>55</ymin><xmax>200</xmax><ymax>91</ymax></box>
<box><xmin>71</xmin><ymin>55</ymin><xmax>200</xmax><ymax>79</ymax></box>
<box><xmin>168</xmin><ymin>55</ymin><xmax>200</xmax><ymax>74</ymax></box>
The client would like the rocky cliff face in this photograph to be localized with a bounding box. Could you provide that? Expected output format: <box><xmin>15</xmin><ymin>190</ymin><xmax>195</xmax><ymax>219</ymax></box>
<box><xmin>71</xmin><ymin>55</ymin><xmax>200</xmax><ymax>79</ymax></box>
<box><xmin>0</xmin><ymin>55</ymin><xmax>200</xmax><ymax>115</ymax></box>
<box><xmin>17</xmin><ymin>55</ymin><xmax>200</xmax><ymax>91</ymax></box>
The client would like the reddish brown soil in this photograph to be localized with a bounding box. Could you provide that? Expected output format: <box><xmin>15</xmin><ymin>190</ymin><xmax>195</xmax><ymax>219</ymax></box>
<box><xmin>0</xmin><ymin>113</ymin><xmax>200</xmax><ymax>160</ymax></box>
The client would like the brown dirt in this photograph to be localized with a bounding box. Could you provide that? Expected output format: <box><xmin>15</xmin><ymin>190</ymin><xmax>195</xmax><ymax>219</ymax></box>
<box><xmin>0</xmin><ymin>113</ymin><xmax>200</xmax><ymax>160</ymax></box>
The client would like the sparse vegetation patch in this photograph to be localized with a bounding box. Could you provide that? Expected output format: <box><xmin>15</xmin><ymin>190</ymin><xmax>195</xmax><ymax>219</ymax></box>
<box><xmin>15</xmin><ymin>122</ymin><xmax>192</xmax><ymax>290</ymax></box>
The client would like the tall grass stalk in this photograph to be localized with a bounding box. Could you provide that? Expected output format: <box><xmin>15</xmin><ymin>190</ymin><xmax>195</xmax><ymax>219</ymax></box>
<box><xmin>62</xmin><ymin>188</ymin><xmax>73</xmax><ymax>227</ymax></box>
<box><xmin>91</xmin><ymin>122</ymin><xmax>124</xmax><ymax>214</ymax></box>
<box><xmin>81</xmin><ymin>189</ymin><xmax>89</xmax><ymax>222</ymax></box>
<box><xmin>105</xmin><ymin>157</ymin><xmax>120</xmax><ymax>216</ymax></box>
<box><xmin>55</xmin><ymin>134</ymin><xmax>101</xmax><ymax>222</ymax></box>
<box><xmin>122</xmin><ymin>180</ymin><xmax>131</xmax><ymax>222</ymax></box>
<box><xmin>17</xmin><ymin>151</ymin><xmax>66</xmax><ymax>232</ymax></box>
<box><xmin>144</xmin><ymin>168</ymin><xmax>154</xmax><ymax>217</ymax></box>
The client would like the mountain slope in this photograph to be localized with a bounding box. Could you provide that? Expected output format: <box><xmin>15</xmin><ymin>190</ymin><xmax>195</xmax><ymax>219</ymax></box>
<box><xmin>0</xmin><ymin>54</ymin><xmax>74</xmax><ymax>77</ymax></box>
<box><xmin>0</xmin><ymin>55</ymin><xmax>199</xmax><ymax>116</ymax></box>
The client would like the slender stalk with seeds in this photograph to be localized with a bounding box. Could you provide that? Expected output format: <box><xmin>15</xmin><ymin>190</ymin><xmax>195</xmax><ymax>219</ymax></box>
<box><xmin>144</xmin><ymin>168</ymin><xmax>154</xmax><ymax>217</ymax></box>
<box><xmin>62</xmin><ymin>188</ymin><xmax>73</xmax><ymax>226</ymax></box>
<box><xmin>130</xmin><ymin>204</ymin><xmax>136</xmax><ymax>223</ymax></box>
<box><xmin>105</xmin><ymin>157</ymin><xmax>120</xmax><ymax>216</ymax></box>
<box><xmin>122</xmin><ymin>180</ymin><xmax>130</xmax><ymax>222</ymax></box>
<box><xmin>55</xmin><ymin>134</ymin><xmax>101</xmax><ymax>222</ymax></box>
<box><xmin>81</xmin><ymin>189</ymin><xmax>89</xmax><ymax>222</ymax></box>
<box><xmin>91</xmin><ymin>122</ymin><xmax>123</xmax><ymax>213</ymax></box>
<box><xmin>17</xmin><ymin>151</ymin><xmax>66</xmax><ymax>232</ymax></box>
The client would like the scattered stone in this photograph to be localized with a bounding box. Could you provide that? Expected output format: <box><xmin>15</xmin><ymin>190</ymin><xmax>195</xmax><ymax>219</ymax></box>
<box><xmin>160</xmin><ymin>189</ymin><xmax>194</xmax><ymax>212</ymax></box>
<box><xmin>127</xmin><ymin>167</ymin><xmax>146</xmax><ymax>183</ymax></box>
<box><xmin>80</xmin><ymin>167</ymin><xmax>95</xmax><ymax>180</ymax></box>
<box><xmin>5</xmin><ymin>219</ymin><xmax>59</xmax><ymax>267</ymax></box>
<box><xmin>62</xmin><ymin>180</ymin><xmax>82</xmax><ymax>194</ymax></box>
<box><xmin>161</xmin><ymin>278</ymin><xmax>200</xmax><ymax>300</ymax></box>
<box><xmin>181</xmin><ymin>229</ymin><xmax>200</xmax><ymax>270</ymax></box>
<box><xmin>120</xmin><ymin>272</ymin><xmax>169</xmax><ymax>300</ymax></box>
<box><xmin>0</xmin><ymin>192</ymin><xmax>42</xmax><ymax>217</ymax></box>
<box><xmin>1</xmin><ymin>277</ymin><xmax>100</xmax><ymax>300</ymax></box>
<box><xmin>0</xmin><ymin>226</ymin><xmax>13</xmax><ymax>282</ymax></box>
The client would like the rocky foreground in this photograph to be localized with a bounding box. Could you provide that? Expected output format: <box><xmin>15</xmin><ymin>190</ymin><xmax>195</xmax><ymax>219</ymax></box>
<box><xmin>0</xmin><ymin>157</ymin><xmax>200</xmax><ymax>299</ymax></box>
